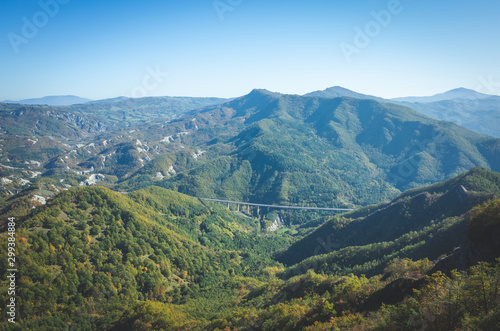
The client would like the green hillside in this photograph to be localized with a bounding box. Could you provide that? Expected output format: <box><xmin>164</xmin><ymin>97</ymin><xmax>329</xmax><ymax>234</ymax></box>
<box><xmin>2</xmin><ymin>90</ymin><xmax>500</xmax><ymax>211</ymax></box>
<box><xmin>2</xmin><ymin>91</ymin><xmax>500</xmax><ymax>329</ymax></box>
<box><xmin>277</xmin><ymin>168</ymin><xmax>500</xmax><ymax>275</ymax></box>
<box><xmin>138</xmin><ymin>90</ymin><xmax>500</xmax><ymax>209</ymax></box>
<box><xmin>1</xmin><ymin>170</ymin><xmax>499</xmax><ymax>330</ymax></box>
<box><xmin>0</xmin><ymin>96</ymin><xmax>226</xmax><ymax>193</ymax></box>
<box><xmin>0</xmin><ymin>186</ymin><xmax>287</xmax><ymax>329</ymax></box>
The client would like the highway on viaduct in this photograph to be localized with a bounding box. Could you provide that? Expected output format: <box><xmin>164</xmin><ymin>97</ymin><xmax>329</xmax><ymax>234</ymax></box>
<box><xmin>200</xmin><ymin>198</ymin><xmax>354</xmax><ymax>212</ymax></box>
<box><xmin>2</xmin><ymin>187</ymin><xmax>354</xmax><ymax>213</ymax></box>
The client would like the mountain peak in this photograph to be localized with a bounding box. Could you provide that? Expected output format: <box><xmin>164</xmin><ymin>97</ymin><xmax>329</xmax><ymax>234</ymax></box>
<box><xmin>236</xmin><ymin>89</ymin><xmax>282</xmax><ymax>104</ymax></box>
<box><xmin>392</xmin><ymin>88</ymin><xmax>497</xmax><ymax>103</ymax></box>
<box><xmin>324</xmin><ymin>86</ymin><xmax>356</xmax><ymax>92</ymax></box>
<box><xmin>304</xmin><ymin>86</ymin><xmax>382</xmax><ymax>101</ymax></box>
<box><xmin>448</xmin><ymin>87</ymin><xmax>471</xmax><ymax>92</ymax></box>
<box><xmin>248</xmin><ymin>89</ymin><xmax>278</xmax><ymax>97</ymax></box>
<box><xmin>441</xmin><ymin>87</ymin><xmax>487</xmax><ymax>99</ymax></box>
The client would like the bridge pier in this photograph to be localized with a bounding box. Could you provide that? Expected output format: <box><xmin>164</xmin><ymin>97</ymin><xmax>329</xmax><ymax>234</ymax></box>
<box><xmin>237</xmin><ymin>204</ymin><xmax>240</xmax><ymax>212</ymax></box>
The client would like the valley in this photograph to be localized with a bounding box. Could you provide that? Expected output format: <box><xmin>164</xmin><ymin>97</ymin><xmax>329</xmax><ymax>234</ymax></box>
<box><xmin>0</xmin><ymin>89</ymin><xmax>499</xmax><ymax>330</ymax></box>
<box><xmin>2</xmin><ymin>0</ymin><xmax>499</xmax><ymax>328</ymax></box>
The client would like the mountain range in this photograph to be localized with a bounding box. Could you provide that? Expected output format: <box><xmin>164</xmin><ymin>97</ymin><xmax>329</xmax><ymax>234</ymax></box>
<box><xmin>391</xmin><ymin>87</ymin><xmax>500</xmax><ymax>103</ymax></box>
<box><xmin>1</xmin><ymin>86</ymin><xmax>500</xmax><ymax>329</ymax></box>
<box><xmin>139</xmin><ymin>89</ymin><xmax>499</xmax><ymax>209</ymax></box>
<box><xmin>1</xmin><ymin>89</ymin><xmax>500</xmax><ymax>208</ymax></box>
<box><xmin>307</xmin><ymin>87</ymin><xmax>500</xmax><ymax>138</ymax></box>
<box><xmin>277</xmin><ymin>167</ymin><xmax>500</xmax><ymax>272</ymax></box>
<box><xmin>6</xmin><ymin>86</ymin><xmax>499</xmax><ymax>137</ymax></box>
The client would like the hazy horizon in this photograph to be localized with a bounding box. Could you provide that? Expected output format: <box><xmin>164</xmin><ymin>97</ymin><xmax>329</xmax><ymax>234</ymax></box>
<box><xmin>3</xmin><ymin>85</ymin><xmax>500</xmax><ymax>103</ymax></box>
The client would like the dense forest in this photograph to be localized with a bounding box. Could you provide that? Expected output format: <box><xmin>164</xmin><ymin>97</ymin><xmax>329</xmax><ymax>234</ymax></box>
<box><xmin>2</xmin><ymin>0</ymin><xmax>499</xmax><ymax>328</ymax></box>
<box><xmin>0</xmin><ymin>168</ymin><xmax>499</xmax><ymax>330</ymax></box>
<box><xmin>1</xmin><ymin>89</ymin><xmax>500</xmax><ymax>330</ymax></box>
<box><xmin>2</xmin><ymin>90</ymin><xmax>500</xmax><ymax>211</ymax></box>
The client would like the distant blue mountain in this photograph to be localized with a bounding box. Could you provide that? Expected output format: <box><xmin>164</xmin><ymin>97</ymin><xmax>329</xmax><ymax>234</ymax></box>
<box><xmin>391</xmin><ymin>88</ymin><xmax>500</xmax><ymax>103</ymax></box>
<box><xmin>305</xmin><ymin>86</ymin><xmax>500</xmax><ymax>138</ymax></box>
<box><xmin>389</xmin><ymin>88</ymin><xmax>500</xmax><ymax>138</ymax></box>
<box><xmin>3</xmin><ymin>95</ymin><xmax>92</xmax><ymax>106</ymax></box>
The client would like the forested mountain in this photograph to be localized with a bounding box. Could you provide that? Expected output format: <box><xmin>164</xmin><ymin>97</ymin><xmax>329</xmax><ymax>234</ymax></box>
<box><xmin>307</xmin><ymin>87</ymin><xmax>500</xmax><ymax>138</ymax></box>
<box><xmin>1</xmin><ymin>89</ymin><xmax>499</xmax><ymax>329</ymax></box>
<box><xmin>0</xmin><ymin>169</ymin><xmax>499</xmax><ymax>330</ymax></box>
<box><xmin>396</xmin><ymin>97</ymin><xmax>500</xmax><ymax>138</ymax></box>
<box><xmin>277</xmin><ymin>167</ymin><xmax>500</xmax><ymax>275</ymax></box>
<box><xmin>2</xmin><ymin>89</ymin><xmax>500</xmax><ymax>211</ymax></box>
<box><xmin>0</xmin><ymin>186</ymin><xmax>290</xmax><ymax>329</ymax></box>
<box><xmin>149</xmin><ymin>89</ymin><xmax>500</xmax><ymax>208</ymax></box>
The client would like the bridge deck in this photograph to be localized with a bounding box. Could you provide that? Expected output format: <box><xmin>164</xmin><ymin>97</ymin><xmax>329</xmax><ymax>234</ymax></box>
<box><xmin>200</xmin><ymin>198</ymin><xmax>354</xmax><ymax>212</ymax></box>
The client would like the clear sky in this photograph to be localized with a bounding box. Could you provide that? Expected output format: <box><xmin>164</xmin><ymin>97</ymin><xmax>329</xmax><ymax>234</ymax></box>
<box><xmin>1</xmin><ymin>0</ymin><xmax>499</xmax><ymax>100</ymax></box>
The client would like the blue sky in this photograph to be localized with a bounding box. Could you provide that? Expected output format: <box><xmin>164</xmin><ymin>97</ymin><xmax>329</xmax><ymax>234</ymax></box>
<box><xmin>1</xmin><ymin>0</ymin><xmax>499</xmax><ymax>100</ymax></box>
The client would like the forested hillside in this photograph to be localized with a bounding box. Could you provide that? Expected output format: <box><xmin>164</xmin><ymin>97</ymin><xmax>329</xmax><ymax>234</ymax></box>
<box><xmin>0</xmin><ymin>186</ymin><xmax>289</xmax><ymax>329</ymax></box>
<box><xmin>1</xmin><ymin>90</ymin><xmax>500</xmax><ymax>330</ymax></box>
<box><xmin>1</xmin><ymin>169</ymin><xmax>499</xmax><ymax>330</ymax></box>
<box><xmin>308</xmin><ymin>86</ymin><xmax>500</xmax><ymax>138</ymax></box>
<box><xmin>276</xmin><ymin>167</ymin><xmax>500</xmax><ymax>268</ymax></box>
<box><xmin>2</xmin><ymin>89</ymin><xmax>500</xmax><ymax>211</ymax></box>
<box><xmin>3</xmin><ymin>0</ymin><xmax>499</xmax><ymax>327</ymax></box>
<box><xmin>152</xmin><ymin>90</ymin><xmax>500</xmax><ymax>208</ymax></box>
